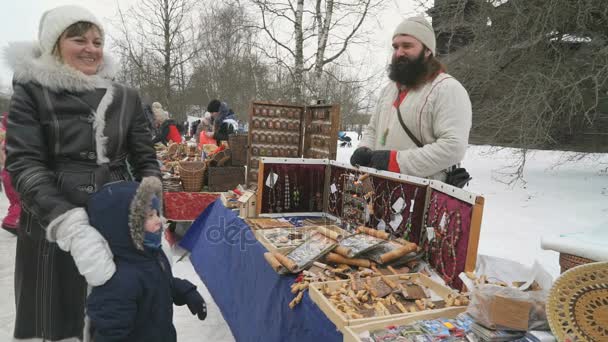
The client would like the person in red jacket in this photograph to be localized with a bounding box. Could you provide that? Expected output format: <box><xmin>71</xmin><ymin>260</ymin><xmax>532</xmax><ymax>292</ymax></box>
<box><xmin>0</xmin><ymin>112</ymin><xmax>20</xmax><ymax>236</ymax></box>
<box><xmin>151</xmin><ymin>102</ymin><xmax>182</xmax><ymax>145</ymax></box>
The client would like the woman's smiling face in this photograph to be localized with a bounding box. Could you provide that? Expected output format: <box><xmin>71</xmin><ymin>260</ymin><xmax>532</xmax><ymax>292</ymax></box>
<box><xmin>58</xmin><ymin>26</ymin><xmax>103</xmax><ymax>75</ymax></box>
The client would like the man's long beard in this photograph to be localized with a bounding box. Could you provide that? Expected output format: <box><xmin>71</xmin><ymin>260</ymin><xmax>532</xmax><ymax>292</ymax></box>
<box><xmin>388</xmin><ymin>50</ymin><xmax>429</xmax><ymax>88</ymax></box>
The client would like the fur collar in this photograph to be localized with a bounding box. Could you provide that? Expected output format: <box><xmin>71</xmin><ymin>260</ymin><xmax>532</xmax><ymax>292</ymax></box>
<box><xmin>3</xmin><ymin>41</ymin><xmax>117</xmax><ymax>92</ymax></box>
<box><xmin>129</xmin><ymin>177</ymin><xmax>163</xmax><ymax>251</ymax></box>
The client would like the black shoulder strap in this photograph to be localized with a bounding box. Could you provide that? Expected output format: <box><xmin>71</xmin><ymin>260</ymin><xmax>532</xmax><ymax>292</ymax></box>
<box><xmin>395</xmin><ymin>94</ymin><xmax>423</xmax><ymax>148</ymax></box>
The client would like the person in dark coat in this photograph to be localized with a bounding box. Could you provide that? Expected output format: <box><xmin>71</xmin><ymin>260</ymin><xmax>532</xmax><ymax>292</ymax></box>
<box><xmin>86</xmin><ymin>177</ymin><xmax>206</xmax><ymax>342</ymax></box>
<box><xmin>207</xmin><ymin>99</ymin><xmax>237</xmax><ymax>144</ymax></box>
<box><xmin>4</xmin><ymin>5</ymin><xmax>161</xmax><ymax>341</ymax></box>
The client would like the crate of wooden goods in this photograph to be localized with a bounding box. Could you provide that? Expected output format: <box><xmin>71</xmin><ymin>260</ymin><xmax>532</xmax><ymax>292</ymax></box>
<box><xmin>308</xmin><ymin>273</ymin><xmax>469</xmax><ymax>331</ymax></box>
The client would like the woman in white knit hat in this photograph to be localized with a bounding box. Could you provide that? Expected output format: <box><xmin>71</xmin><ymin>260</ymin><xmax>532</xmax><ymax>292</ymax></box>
<box><xmin>3</xmin><ymin>5</ymin><xmax>160</xmax><ymax>341</ymax></box>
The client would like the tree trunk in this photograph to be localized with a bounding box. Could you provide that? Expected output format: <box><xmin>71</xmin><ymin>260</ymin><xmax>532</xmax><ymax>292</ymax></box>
<box><xmin>294</xmin><ymin>0</ymin><xmax>305</xmax><ymax>102</ymax></box>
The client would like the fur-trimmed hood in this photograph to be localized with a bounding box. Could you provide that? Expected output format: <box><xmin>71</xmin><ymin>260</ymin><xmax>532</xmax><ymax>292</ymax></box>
<box><xmin>87</xmin><ymin>177</ymin><xmax>163</xmax><ymax>258</ymax></box>
<box><xmin>3</xmin><ymin>41</ymin><xmax>117</xmax><ymax>92</ymax></box>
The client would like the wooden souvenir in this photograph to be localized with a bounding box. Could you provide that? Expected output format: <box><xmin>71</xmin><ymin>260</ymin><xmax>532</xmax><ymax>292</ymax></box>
<box><xmin>309</xmin><ymin>273</ymin><xmax>466</xmax><ymax>331</ymax></box>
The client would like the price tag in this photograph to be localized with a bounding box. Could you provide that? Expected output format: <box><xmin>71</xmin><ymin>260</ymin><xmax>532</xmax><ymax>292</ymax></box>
<box><xmin>427</xmin><ymin>227</ymin><xmax>435</xmax><ymax>241</ymax></box>
<box><xmin>389</xmin><ymin>214</ymin><xmax>403</xmax><ymax>230</ymax></box>
<box><xmin>330</xmin><ymin>184</ymin><xmax>337</xmax><ymax>194</ymax></box>
<box><xmin>392</xmin><ymin>197</ymin><xmax>405</xmax><ymax>213</ymax></box>
<box><xmin>377</xmin><ymin>219</ymin><xmax>386</xmax><ymax>231</ymax></box>
<box><xmin>409</xmin><ymin>199</ymin><xmax>415</xmax><ymax>213</ymax></box>
<box><xmin>439</xmin><ymin>212</ymin><xmax>447</xmax><ymax>229</ymax></box>
<box><xmin>265</xmin><ymin>172</ymin><xmax>279</xmax><ymax>188</ymax></box>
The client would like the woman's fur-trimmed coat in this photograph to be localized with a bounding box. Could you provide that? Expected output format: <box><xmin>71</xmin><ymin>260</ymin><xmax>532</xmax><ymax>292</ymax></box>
<box><xmin>3</xmin><ymin>41</ymin><xmax>160</xmax><ymax>341</ymax></box>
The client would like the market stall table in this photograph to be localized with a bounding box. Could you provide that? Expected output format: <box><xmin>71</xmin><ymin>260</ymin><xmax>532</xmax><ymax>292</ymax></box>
<box><xmin>180</xmin><ymin>198</ymin><xmax>342</xmax><ymax>342</ymax></box>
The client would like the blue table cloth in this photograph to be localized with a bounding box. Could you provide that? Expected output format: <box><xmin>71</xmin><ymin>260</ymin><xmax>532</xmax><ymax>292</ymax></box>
<box><xmin>180</xmin><ymin>198</ymin><xmax>342</xmax><ymax>342</ymax></box>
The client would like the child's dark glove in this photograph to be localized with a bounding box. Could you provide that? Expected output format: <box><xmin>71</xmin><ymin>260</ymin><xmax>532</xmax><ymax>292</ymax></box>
<box><xmin>185</xmin><ymin>290</ymin><xmax>207</xmax><ymax>321</ymax></box>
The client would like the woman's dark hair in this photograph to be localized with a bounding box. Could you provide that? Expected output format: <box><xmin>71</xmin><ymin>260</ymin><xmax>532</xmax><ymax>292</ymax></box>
<box><xmin>52</xmin><ymin>21</ymin><xmax>102</xmax><ymax>56</ymax></box>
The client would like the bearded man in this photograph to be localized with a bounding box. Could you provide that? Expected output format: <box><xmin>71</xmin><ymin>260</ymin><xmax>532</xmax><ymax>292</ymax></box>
<box><xmin>351</xmin><ymin>16</ymin><xmax>472</xmax><ymax>183</ymax></box>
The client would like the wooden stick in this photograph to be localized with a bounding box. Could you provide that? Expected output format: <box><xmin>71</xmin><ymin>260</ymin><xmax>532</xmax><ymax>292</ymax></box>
<box><xmin>357</xmin><ymin>226</ymin><xmax>390</xmax><ymax>240</ymax></box>
<box><xmin>325</xmin><ymin>253</ymin><xmax>371</xmax><ymax>268</ymax></box>
<box><xmin>334</xmin><ymin>245</ymin><xmax>352</xmax><ymax>258</ymax></box>
<box><xmin>379</xmin><ymin>243</ymin><xmax>418</xmax><ymax>264</ymax></box>
<box><xmin>315</xmin><ymin>226</ymin><xmax>343</xmax><ymax>241</ymax></box>
<box><xmin>273</xmin><ymin>252</ymin><xmax>298</xmax><ymax>272</ymax></box>
<box><xmin>264</xmin><ymin>252</ymin><xmax>283</xmax><ymax>272</ymax></box>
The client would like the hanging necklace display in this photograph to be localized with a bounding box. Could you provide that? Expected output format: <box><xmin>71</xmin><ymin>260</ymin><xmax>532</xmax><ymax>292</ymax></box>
<box><xmin>402</xmin><ymin>187</ymin><xmax>419</xmax><ymax>240</ymax></box>
<box><xmin>267</xmin><ymin>167</ymin><xmax>276</xmax><ymax>213</ymax></box>
<box><xmin>274</xmin><ymin>172</ymin><xmax>282</xmax><ymax>213</ymax></box>
<box><xmin>388</xmin><ymin>183</ymin><xmax>407</xmax><ymax>235</ymax></box>
<box><xmin>292</xmin><ymin>172</ymin><xmax>300</xmax><ymax>210</ymax></box>
<box><xmin>284</xmin><ymin>174</ymin><xmax>290</xmax><ymax>210</ymax></box>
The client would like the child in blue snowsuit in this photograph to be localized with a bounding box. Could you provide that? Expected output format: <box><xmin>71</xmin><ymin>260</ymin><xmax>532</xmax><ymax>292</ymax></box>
<box><xmin>86</xmin><ymin>177</ymin><xmax>207</xmax><ymax>342</ymax></box>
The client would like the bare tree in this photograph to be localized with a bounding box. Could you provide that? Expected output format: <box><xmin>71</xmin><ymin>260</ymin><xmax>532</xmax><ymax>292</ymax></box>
<box><xmin>415</xmin><ymin>0</ymin><xmax>608</xmax><ymax>183</ymax></box>
<box><xmin>248</xmin><ymin>0</ymin><xmax>387</xmax><ymax>102</ymax></box>
<box><xmin>112</xmin><ymin>0</ymin><xmax>202</xmax><ymax>120</ymax></box>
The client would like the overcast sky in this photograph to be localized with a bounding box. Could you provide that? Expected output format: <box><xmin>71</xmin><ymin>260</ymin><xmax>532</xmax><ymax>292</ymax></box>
<box><xmin>0</xmin><ymin>0</ymin><xmax>419</xmax><ymax>92</ymax></box>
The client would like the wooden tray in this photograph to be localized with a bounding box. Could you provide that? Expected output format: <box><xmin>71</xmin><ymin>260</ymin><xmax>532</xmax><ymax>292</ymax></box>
<box><xmin>342</xmin><ymin>306</ymin><xmax>466</xmax><ymax>342</ymax></box>
<box><xmin>254</xmin><ymin>226</ymin><xmax>316</xmax><ymax>254</ymax></box>
<box><xmin>308</xmin><ymin>273</ymin><xmax>464</xmax><ymax>331</ymax></box>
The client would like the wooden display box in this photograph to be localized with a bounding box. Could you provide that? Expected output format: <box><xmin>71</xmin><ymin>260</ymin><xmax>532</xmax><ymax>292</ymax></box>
<box><xmin>255</xmin><ymin>224</ymin><xmax>350</xmax><ymax>254</ymax></box>
<box><xmin>238</xmin><ymin>190</ymin><xmax>257</xmax><ymax>218</ymax></box>
<box><xmin>342</xmin><ymin>306</ymin><xmax>467</xmax><ymax>342</ymax></box>
<box><xmin>308</xmin><ymin>273</ymin><xmax>464</xmax><ymax>331</ymax></box>
<box><xmin>228</xmin><ymin>133</ymin><xmax>248</xmax><ymax>166</ymax></box>
<box><xmin>208</xmin><ymin>166</ymin><xmax>245</xmax><ymax>192</ymax></box>
<box><xmin>255</xmin><ymin>158</ymin><xmax>485</xmax><ymax>290</ymax></box>
<box><xmin>254</xmin><ymin>226</ymin><xmax>318</xmax><ymax>254</ymax></box>
<box><xmin>302</xmin><ymin>104</ymin><xmax>341</xmax><ymax>160</ymax></box>
<box><xmin>246</xmin><ymin>101</ymin><xmax>340</xmax><ymax>186</ymax></box>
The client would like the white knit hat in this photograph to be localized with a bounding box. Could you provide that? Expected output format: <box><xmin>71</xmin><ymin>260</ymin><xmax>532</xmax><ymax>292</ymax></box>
<box><xmin>393</xmin><ymin>16</ymin><xmax>436</xmax><ymax>56</ymax></box>
<box><xmin>38</xmin><ymin>5</ymin><xmax>104</xmax><ymax>55</ymax></box>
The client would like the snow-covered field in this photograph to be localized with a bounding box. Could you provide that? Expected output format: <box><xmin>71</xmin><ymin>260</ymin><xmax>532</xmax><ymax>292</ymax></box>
<box><xmin>0</xmin><ymin>133</ymin><xmax>605</xmax><ymax>340</ymax></box>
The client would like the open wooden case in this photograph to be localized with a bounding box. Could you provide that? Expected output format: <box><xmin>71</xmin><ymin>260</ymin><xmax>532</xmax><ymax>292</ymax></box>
<box><xmin>246</xmin><ymin>101</ymin><xmax>341</xmax><ymax>186</ymax></box>
<box><xmin>256</xmin><ymin>158</ymin><xmax>484</xmax><ymax>290</ymax></box>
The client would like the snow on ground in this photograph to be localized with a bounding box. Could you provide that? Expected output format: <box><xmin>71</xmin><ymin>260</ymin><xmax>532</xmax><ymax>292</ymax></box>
<box><xmin>0</xmin><ymin>131</ymin><xmax>605</xmax><ymax>339</ymax></box>
<box><xmin>337</xmin><ymin>131</ymin><xmax>608</xmax><ymax>279</ymax></box>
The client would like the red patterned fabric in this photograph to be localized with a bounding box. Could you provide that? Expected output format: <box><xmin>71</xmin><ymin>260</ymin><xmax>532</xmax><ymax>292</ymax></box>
<box><xmin>163</xmin><ymin>192</ymin><xmax>220</xmax><ymax>221</ymax></box>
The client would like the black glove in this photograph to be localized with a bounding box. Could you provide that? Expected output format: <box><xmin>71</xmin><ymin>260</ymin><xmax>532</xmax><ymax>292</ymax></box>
<box><xmin>185</xmin><ymin>290</ymin><xmax>207</xmax><ymax>321</ymax></box>
<box><xmin>369</xmin><ymin>150</ymin><xmax>391</xmax><ymax>171</ymax></box>
<box><xmin>445</xmin><ymin>168</ymin><xmax>471</xmax><ymax>188</ymax></box>
<box><xmin>350</xmin><ymin>147</ymin><xmax>372</xmax><ymax>167</ymax></box>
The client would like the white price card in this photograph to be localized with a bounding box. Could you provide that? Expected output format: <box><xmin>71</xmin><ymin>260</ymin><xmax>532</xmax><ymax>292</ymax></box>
<box><xmin>389</xmin><ymin>214</ymin><xmax>403</xmax><ymax>230</ymax></box>
<box><xmin>392</xmin><ymin>197</ymin><xmax>406</xmax><ymax>213</ymax></box>
<box><xmin>439</xmin><ymin>212</ymin><xmax>447</xmax><ymax>229</ymax></box>
<box><xmin>265</xmin><ymin>172</ymin><xmax>279</xmax><ymax>188</ymax></box>
<box><xmin>330</xmin><ymin>184</ymin><xmax>337</xmax><ymax>193</ymax></box>
<box><xmin>377</xmin><ymin>219</ymin><xmax>386</xmax><ymax>231</ymax></box>
<box><xmin>426</xmin><ymin>227</ymin><xmax>435</xmax><ymax>241</ymax></box>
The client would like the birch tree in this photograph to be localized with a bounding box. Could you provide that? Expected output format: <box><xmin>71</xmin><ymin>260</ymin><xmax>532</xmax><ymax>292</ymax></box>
<box><xmin>249</xmin><ymin>0</ymin><xmax>386</xmax><ymax>102</ymax></box>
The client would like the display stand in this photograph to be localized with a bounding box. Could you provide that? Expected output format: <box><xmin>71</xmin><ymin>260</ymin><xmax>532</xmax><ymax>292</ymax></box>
<box><xmin>255</xmin><ymin>157</ymin><xmax>484</xmax><ymax>290</ymax></box>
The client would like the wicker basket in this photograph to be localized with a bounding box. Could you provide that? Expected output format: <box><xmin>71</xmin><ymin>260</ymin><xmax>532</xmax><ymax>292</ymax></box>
<box><xmin>547</xmin><ymin>261</ymin><xmax>608</xmax><ymax>341</ymax></box>
<box><xmin>559</xmin><ymin>253</ymin><xmax>596</xmax><ymax>273</ymax></box>
<box><xmin>162</xmin><ymin>177</ymin><xmax>183</xmax><ymax>192</ymax></box>
<box><xmin>178</xmin><ymin>161</ymin><xmax>206</xmax><ymax>192</ymax></box>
